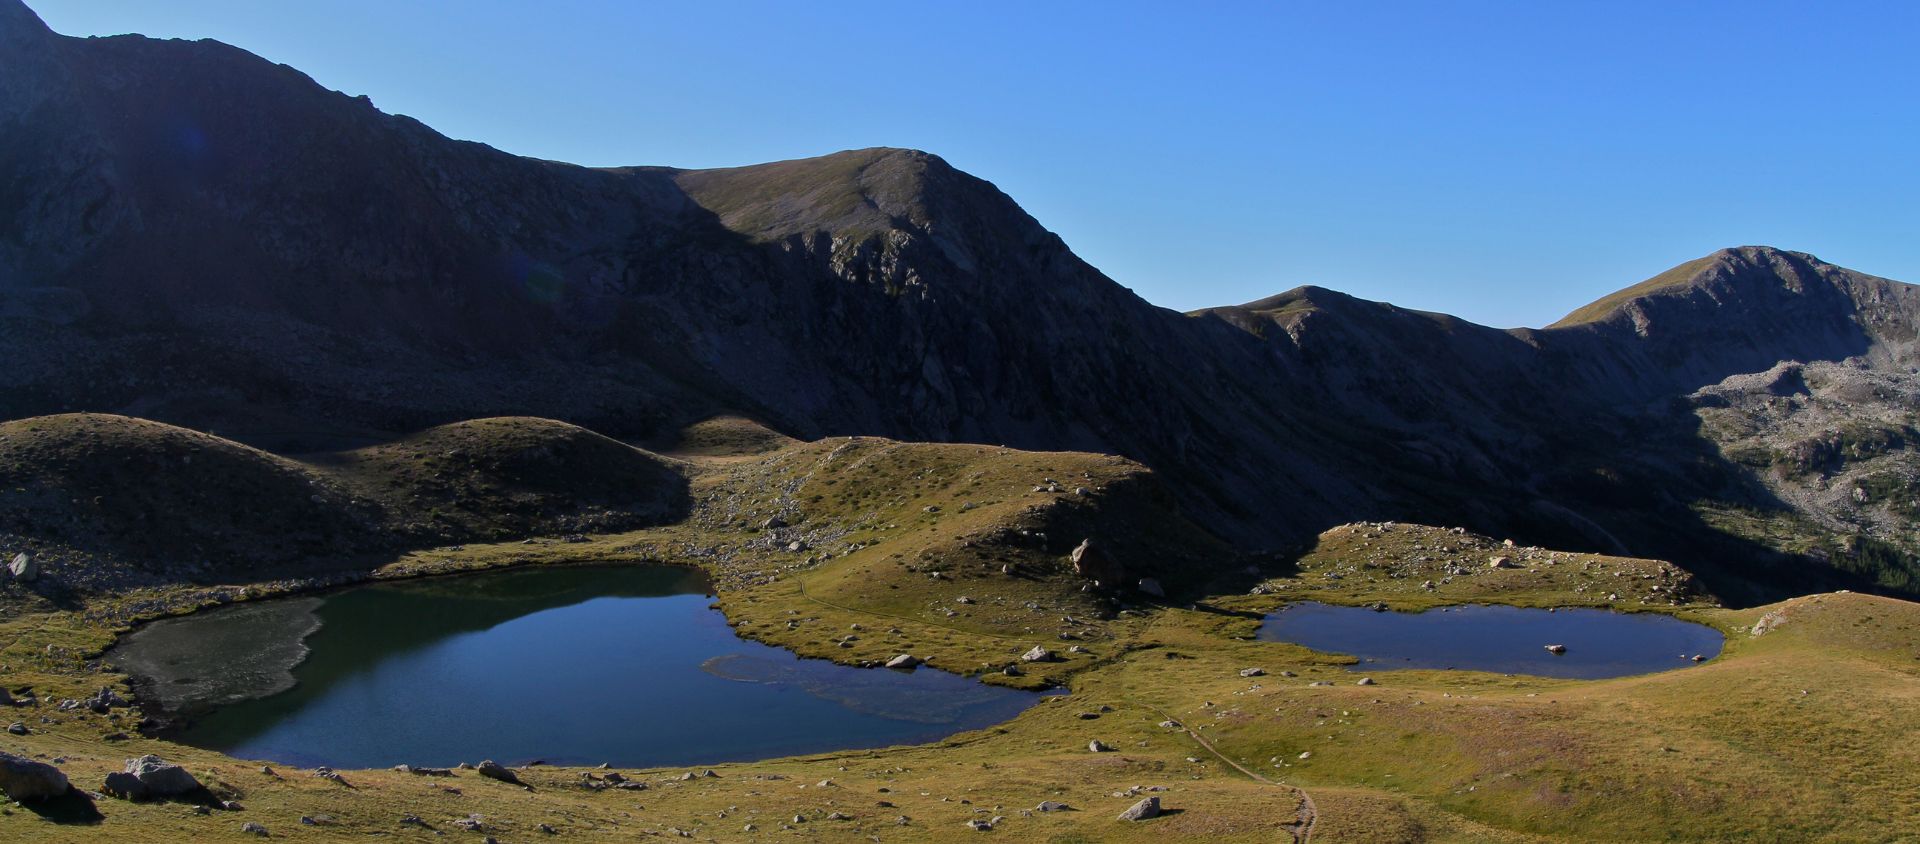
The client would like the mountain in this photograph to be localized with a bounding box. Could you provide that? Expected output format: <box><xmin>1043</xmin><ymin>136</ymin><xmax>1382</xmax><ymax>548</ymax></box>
<box><xmin>5</xmin><ymin>0</ymin><xmax>1920</xmax><ymax>603</ymax></box>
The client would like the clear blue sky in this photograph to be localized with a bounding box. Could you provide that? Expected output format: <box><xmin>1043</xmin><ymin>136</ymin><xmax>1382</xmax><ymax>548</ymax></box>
<box><xmin>30</xmin><ymin>1</ymin><xmax>1920</xmax><ymax>327</ymax></box>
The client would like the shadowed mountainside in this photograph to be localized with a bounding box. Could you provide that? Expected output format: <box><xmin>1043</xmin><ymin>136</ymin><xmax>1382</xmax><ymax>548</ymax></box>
<box><xmin>5</xmin><ymin>0</ymin><xmax>1920</xmax><ymax>602</ymax></box>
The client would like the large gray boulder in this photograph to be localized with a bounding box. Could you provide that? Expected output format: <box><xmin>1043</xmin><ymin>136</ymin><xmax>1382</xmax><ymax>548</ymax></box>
<box><xmin>0</xmin><ymin>751</ymin><xmax>70</xmax><ymax>802</ymax></box>
<box><xmin>105</xmin><ymin>755</ymin><xmax>202</xmax><ymax>800</ymax></box>
<box><xmin>7</xmin><ymin>552</ymin><xmax>33</xmax><ymax>583</ymax></box>
<box><xmin>1069</xmin><ymin>539</ymin><xmax>1126</xmax><ymax>587</ymax></box>
<box><xmin>1020</xmin><ymin>646</ymin><xmax>1055</xmax><ymax>663</ymax></box>
<box><xmin>1117</xmin><ymin>796</ymin><xmax>1161</xmax><ymax>821</ymax></box>
<box><xmin>475</xmin><ymin>759</ymin><xmax>522</xmax><ymax>785</ymax></box>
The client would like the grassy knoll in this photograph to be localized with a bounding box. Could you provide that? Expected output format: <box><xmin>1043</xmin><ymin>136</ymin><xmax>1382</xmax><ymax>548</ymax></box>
<box><xmin>2</xmin><ymin>416</ymin><xmax>1919</xmax><ymax>842</ymax></box>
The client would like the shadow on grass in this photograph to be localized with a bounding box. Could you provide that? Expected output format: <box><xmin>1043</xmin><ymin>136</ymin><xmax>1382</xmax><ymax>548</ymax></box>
<box><xmin>19</xmin><ymin>788</ymin><xmax>104</xmax><ymax>824</ymax></box>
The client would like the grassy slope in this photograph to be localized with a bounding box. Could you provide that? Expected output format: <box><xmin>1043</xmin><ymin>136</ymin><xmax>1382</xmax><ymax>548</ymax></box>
<box><xmin>2</xmin><ymin>418</ymin><xmax>1919</xmax><ymax>842</ymax></box>
<box><xmin>1549</xmin><ymin>255</ymin><xmax>1719</xmax><ymax>328</ymax></box>
<box><xmin>0</xmin><ymin>414</ymin><xmax>686</xmax><ymax>588</ymax></box>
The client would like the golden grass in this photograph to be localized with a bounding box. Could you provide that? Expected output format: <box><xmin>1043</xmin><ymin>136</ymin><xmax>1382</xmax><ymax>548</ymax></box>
<box><xmin>3</xmin><ymin>420</ymin><xmax>1919</xmax><ymax>842</ymax></box>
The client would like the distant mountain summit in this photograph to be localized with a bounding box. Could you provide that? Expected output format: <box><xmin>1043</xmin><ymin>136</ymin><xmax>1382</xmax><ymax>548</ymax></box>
<box><xmin>5</xmin><ymin>0</ymin><xmax>1920</xmax><ymax>602</ymax></box>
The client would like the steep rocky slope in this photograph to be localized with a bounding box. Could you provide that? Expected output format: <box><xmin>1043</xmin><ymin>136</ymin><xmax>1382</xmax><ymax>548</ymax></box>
<box><xmin>5</xmin><ymin>0</ymin><xmax>1920</xmax><ymax>601</ymax></box>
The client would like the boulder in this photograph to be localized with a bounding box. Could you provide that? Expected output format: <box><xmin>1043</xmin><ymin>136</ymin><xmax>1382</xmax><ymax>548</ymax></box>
<box><xmin>110</xmin><ymin>755</ymin><xmax>201</xmax><ymax>799</ymax></box>
<box><xmin>1035</xmin><ymin>801</ymin><xmax>1072</xmax><ymax>812</ymax></box>
<box><xmin>1020</xmin><ymin>646</ymin><xmax>1055</xmax><ymax>663</ymax></box>
<box><xmin>1136</xmin><ymin>577</ymin><xmax>1165</xmax><ymax>598</ymax></box>
<box><xmin>884</xmin><ymin>654</ymin><xmax>921</xmax><ymax>670</ymax></box>
<box><xmin>1239</xmin><ymin>667</ymin><xmax>1266</xmax><ymax>677</ymax></box>
<box><xmin>1070</xmin><ymin>539</ymin><xmax>1126</xmax><ymax>586</ymax></box>
<box><xmin>1088</xmin><ymin>740</ymin><xmax>1113</xmax><ymax>753</ymax></box>
<box><xmin>7</xmin><ymin>552</ymin><xmax>33</xmax><ymax>583</ymax></box>
<box><xmin>475</xmin><ymin>760</ymin><xmax>521</xmax><ymax>785</ymax></box>
<box><xmin>1117</xmin><ymin>796</ymin><xmax>1161</xmax><ymax>821</ymax></box>
<box><xmin>1545</xmin><ymin>644</ymin><xmax>1567</xmax><ymax>655</ymax></box>
<box><xmin>240</xmin><ymin>821</ymin><xmax>269</xmax><ymax>836</ymax></box>
<box><xmin>0</xmin><ymin>751</ymin><xmax>69</xmax><ymax>802</ymax></box>
<box><xmin>102</xmin><ymin>771</ymin><xmax>147</xmax><ymax>800</ymax></box>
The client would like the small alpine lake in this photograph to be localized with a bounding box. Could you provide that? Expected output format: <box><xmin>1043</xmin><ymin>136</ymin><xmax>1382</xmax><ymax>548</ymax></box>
<box><xmin>1257</xmin><ymin>601</ymin><xmax>1725</xmax><ymax>679</ymax></box>
<box><xmin>108</xmin><ymin>564</ymin><xmax>1045</xmax><ymax>769</ymax></box>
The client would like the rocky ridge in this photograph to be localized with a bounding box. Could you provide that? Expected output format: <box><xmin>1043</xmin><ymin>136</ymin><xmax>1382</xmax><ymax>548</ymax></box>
<box><xmin>4</xmin><ymin>0</ymin><xmax>1920</xmax><ymax>601</ymax></box>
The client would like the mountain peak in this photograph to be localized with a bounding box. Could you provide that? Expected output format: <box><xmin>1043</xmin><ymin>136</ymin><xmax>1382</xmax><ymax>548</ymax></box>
<box><xmin>1551</xmin><ymin>245</ymin><xmax>1830</xmax><ymax>328</ymax></box>
<box><xmin>673</xmin><ymin>146</ymin><xmax>970</xmax><ymax>243</ymax></box>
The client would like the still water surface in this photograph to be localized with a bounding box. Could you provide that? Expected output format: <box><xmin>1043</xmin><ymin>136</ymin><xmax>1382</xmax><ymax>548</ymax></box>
<box><xmin>1258</xmin><ymin>601</ymin><xmax>1724</xmax><ymax>679</ymax></box>
<box><xmin>111</xmin><ymin>565</ymin><xmax>1042</xmax><ymax>768</ymax></box>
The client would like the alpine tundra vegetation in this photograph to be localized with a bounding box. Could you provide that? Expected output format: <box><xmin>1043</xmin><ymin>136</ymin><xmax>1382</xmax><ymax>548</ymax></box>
<box><xmin>3</xmin><ymin>1</ymin><xmax>1920</xmax><ymax>841</ymax></box>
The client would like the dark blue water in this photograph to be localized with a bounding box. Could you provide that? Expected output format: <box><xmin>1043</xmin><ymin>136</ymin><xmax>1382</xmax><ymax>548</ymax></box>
<box><xmin>1257</xmin><ymin>602</ymin><xmax>1724</xmax><ymax>679</ymax></box>
<box><xmin>113</xmin><ymin>565</ymin><xmax>1042</xmax><ymax>769</ymax></box>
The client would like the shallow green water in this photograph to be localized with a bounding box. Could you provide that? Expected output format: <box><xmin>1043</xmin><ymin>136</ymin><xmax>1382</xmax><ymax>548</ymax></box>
<box><xmin>110</xmin><ymin>565</ymin><xmax>1042</xmax><ymax>769</ymax></box>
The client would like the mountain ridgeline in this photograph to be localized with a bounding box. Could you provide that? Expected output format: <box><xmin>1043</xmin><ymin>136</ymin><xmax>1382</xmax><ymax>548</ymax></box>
<box><xmin>5</xmin><ymin>0</ymin><xmax>1920</xmax><ymax>603</ymax></box>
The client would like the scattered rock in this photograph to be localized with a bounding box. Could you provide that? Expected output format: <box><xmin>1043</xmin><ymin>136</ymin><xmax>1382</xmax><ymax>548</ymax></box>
<box><xmin>1357</xmin><ymin>677</ymin><xmax>1376</xmax><ymax>686</ymax></box>
<box><xmin>1117</xmin><ymin>796</ymin><xmax>1161</xmax><ymax>821</ymax></box>
<box><xmin>1545</xmin><ymin>644</ymin><xmax>1567</xmax><ymax>655</ymax></box>
<box><xmin>0</xmin><ymin>751</ymin><xmax>70</xmax><ymax>802</ymax></box>
<box><xmin>1239</xmin><ymin>667</ymin><xmax>1266</xmax><ymax>677</ymax></box>
<box><xmin>1070</xmin><ymin>539</ymin><xmax>1127</xmax><ymax>586</ymax></box>
<box><xmin>6</xmin><ymin>722</ymin><xmax>25</xmax><ymax>735</ymax></box>
<box><xmin>1488</xmin><ymin>556</ymin><xmax>1513</xmax><ymax>569</ymax></box>
<box><xmin>1021</xmin><ymin>646</ymin><xmax>1055</xmax><ymax>663</ymax></box>
<box><xmin>1088</xmin><ymin>740</ymin><xmax>1113</xmax><ymax>753</ymax></box>
<box><xmin>240</xmin><ymin>821</ymin><xmax>269</xmax><ymax>836</ymax></box>
<box><xmin>1136</xmin><ymin>577</ymin><xmax>1165</xmax><ymax>598</ymax></box>
<box><xmin>966</xmin><ymin>818</ymin><xmax>994</xmax><ymax>831</ymax></box>
<box><xmin>105</xmin><ymin>755</ymin><xmax>202</xmax><ymax>800</ymax></box>
<box><xmin>7</xmin><ymin>552</ymin><xmax>34</xmax><ymax>583</ymax></box>
<box><xmin>474</xmin><ymin>760</ymin><xmax>521</xmax><ymax>786</ymax></box>
<box><xmin>1036</xmin><ymin>800</ymin><xmax>1072</xmax><ymax>812</ymax></box>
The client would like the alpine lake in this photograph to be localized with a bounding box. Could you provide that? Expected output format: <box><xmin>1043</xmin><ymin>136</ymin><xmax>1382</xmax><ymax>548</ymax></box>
<box><xmin>106</xmin><ymin>564</ymin><xmax>1046</xmax><ymax>770</ymax></box>
<box><xmin>1258</xmin><ymin>601</ymin><xmax>1726</xmax><ymax>679</ymax></box>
